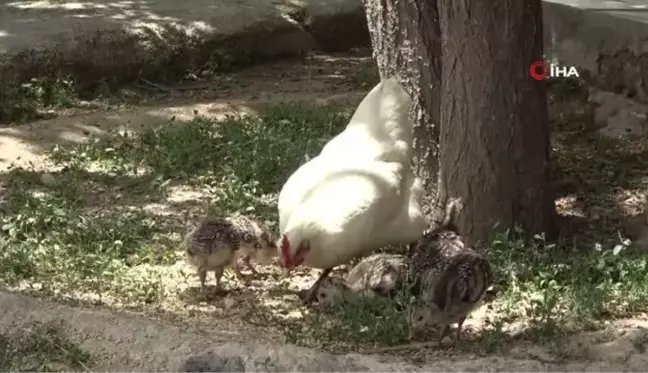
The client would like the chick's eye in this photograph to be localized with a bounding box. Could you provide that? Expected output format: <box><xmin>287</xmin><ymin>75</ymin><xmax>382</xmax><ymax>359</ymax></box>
<box><xmin>320</xmin><ymin>293</ymin><xmax>327</xmax><ymax>298</ymax></box>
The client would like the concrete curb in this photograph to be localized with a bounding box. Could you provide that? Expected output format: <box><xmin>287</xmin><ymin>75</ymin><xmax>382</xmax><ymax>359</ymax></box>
<box><xmin>0</xmin><ymin>290</ymin><xmax>635</xmax><ymax>372</ymax></box>
<box><xmin>0</xmin><ymin>0</ymin><xmax>369</xmax><ymax>97</ymax></box>
<box><xmin>543</xmin><ymin>1</ymin><xmax>648</xmax><ymax>103</ymax></box>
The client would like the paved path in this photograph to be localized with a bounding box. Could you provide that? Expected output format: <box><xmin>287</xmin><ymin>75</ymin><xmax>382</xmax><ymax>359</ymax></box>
<box><xmin>0</xmin><ymin>0</ymin><xmax>296</xmax><ymax>53</ymax></box>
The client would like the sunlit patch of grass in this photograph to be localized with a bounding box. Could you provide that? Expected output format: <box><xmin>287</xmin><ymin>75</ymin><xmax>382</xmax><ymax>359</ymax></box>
<box><xmin>48</xmin><ymin>104</ymin><xmax>349</xmax><ymax>192</ymax></box>
<box><xmin>0</xmin><ymin>168</ymin><xmax>171</xmax><ymax>304</ymax></box>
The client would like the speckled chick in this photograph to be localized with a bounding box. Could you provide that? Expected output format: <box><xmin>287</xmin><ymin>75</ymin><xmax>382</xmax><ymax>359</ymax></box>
<box><xmin>183</xmin><ymin>215</ymin><xmax>277</xmax><ymax>292</ymax></box>
<box><xmin>407</xmin><ymin>199</ymin><xmax>493</xmax><ymax>345</ymax></box>
<box><xmin>316</xmin><ymin>253</ymin><xmax>407</xmax><ymax>307</ymax></box>
<box><xmin>315</xmin><ymin>275</ymin><xmax>352</xmax><ymax>307</ymax></box>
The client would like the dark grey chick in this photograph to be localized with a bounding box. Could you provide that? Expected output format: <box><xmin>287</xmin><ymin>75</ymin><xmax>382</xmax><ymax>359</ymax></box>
<box><xmin>346</xmin><ymin>253</ymin><xmax>407</xmax><ymax>297</ymax></box>
<box><xmin>316</xmin><ymin>253</ymin><xmax>407</xmax><ymax>307</ymax></box>
<box><xmin>183</xmin><ymin>215</ymin><xmax>277</xmax><ymax>292</ymax></box>
<box><xmin>407</xmin><ymin>199</ymin><xmax>493</xmax><ymax>345</ymax></box>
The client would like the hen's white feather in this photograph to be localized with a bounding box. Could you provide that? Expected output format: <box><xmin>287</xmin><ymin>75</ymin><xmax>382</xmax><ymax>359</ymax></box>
<box><xmin>278</xmin><ymin>78</ymin><xmax>425</xmax><ymax>270</ymax></box>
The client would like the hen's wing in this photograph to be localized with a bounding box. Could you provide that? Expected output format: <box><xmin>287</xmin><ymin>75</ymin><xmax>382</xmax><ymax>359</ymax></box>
<box><xmin>278</xmin><ymin>155</ymin><xmax>341</xmax><ymax>233</ymax></box>
<box><xmin>370</xmin><ymin>169</ymin><xmax>426</xmax><ymax>248</ymax></box>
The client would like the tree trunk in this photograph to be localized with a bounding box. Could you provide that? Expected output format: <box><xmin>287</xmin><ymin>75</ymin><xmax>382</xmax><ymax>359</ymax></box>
<box><xmin>364</xmin><ymin>0</ymin><xmax>557</xmax><ymax>246</ymax></box>
<box><xmin>362</xmin><ymin>0</ymin><xmax>441</xmax><ymax>214</ymax></box>
<box><xmin>436</xmin><ymin>0</ymin><xmax>557</xmax><ymax>245</ymax></box>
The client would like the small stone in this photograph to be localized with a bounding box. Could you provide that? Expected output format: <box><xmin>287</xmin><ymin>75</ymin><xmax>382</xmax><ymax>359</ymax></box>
<box><xmin>40</xmin><ymin>173</ymin><xmax>55</xmax><ymax>186</ymax></box>
<box><xmin>223</xmin><ymin>297</ymin><xmax>236</xmax><ymax>310</ymax></box>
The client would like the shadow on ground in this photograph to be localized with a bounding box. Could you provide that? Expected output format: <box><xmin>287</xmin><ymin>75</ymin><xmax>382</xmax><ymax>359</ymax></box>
<box><xmin>549</xmin><ymin>80</ymin><xmax>648</xmax><ymax>246</ymax></box>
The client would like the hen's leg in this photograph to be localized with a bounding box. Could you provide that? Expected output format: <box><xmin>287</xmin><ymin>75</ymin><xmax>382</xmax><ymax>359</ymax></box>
<box><xmin>303</xmin><ymin>268</ymin><xmax>333</xmax><ymax>304</ymax></box>
<box><xmin>438</xmin><ymin>324</ymin><xmax>450</xmax><ymax>344</ymax></box>
<box><xmin>407</xmin><ymin>241</ymin><xmax>418</xmax><ymax>259</ymax></box>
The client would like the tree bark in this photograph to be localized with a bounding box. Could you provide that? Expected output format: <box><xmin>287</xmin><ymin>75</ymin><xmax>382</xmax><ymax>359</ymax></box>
<box><xmin>436</xmin><ymin>0</ymin><xmax>557</xmax><ymax>245</ymax></box>
<box><xmin>362</xmin><ymin>0</ymin><xmax>441</xmax><ymax>212</ymax></box>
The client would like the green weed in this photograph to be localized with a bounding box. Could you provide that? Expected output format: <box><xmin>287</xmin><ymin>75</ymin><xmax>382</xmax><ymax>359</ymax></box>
<box><xmin>0</xmin><ymin>77</ymin><xmax>77</xmax><ymax>123</ymax></box>
<box><xmin>484</xmin><ymin>231</ymin><xmax>648</xmax><ymax>338</ymax></box>
<box><xmin>289</xmin><ymin>289</ymin><xmax>412</xmax><ymax>352</ymax></box>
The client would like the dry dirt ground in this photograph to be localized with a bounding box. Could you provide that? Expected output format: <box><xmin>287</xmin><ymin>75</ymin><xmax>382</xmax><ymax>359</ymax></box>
<box><xmin>1</xmin><ymin>52</ymin><xmax>648</xmax><ymax>371</ymax></box>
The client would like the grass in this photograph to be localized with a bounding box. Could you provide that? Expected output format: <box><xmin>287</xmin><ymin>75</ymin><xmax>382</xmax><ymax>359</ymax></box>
<box><xmin>479</xmin><ymin>231</ymin><xmax>647</xmax><ymax>343</ymax></box>
<box><xmin>1</xmin><ymin>83</ymin><xmax>648</xmax><ymax>356</ymax></box>
<box><xmin>0</xmin><ymin>321</ymin><xmax>94</xmax><ymax>372</ymax></box>
<box><xmin>283</xmin><ymin>287</ymin><xmax>413</xmax><ymax>352</ymax></box>
<box><xmin>349</xmin><ymin>60</ymin><xmax>380</xmax><ymax>89</ymax></box>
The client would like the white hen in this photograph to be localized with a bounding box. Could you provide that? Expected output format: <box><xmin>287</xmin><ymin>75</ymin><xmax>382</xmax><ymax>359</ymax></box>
<box><xmin>277</xmin><ymin>78</ymin><xmax>426</xmax><ymax>303</ymax></box>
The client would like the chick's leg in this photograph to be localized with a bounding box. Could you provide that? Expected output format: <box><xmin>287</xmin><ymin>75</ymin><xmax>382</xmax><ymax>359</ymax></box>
<box><xmin>214</xmin><ymin>267</ymin><xmax>224</xmax><ymax>291</ymax></box>
<box><xmin>303</xmin><ymin>268</ymin><xmax>333</xmax><ymax>304</ymax></box>
<box><xmin>454</xmin><ymin>316</ymin><xmax>466</xmax><ymax>344</ymax></box>
<box><xmin>242</xmin><ymin>255</ymin><xmax>258</xmax><ymax>275</ymax></box>
<box><xmin>197</xmin><ymin>269</ymin><xmax>207</xmax><ymax>292</ymax></box>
